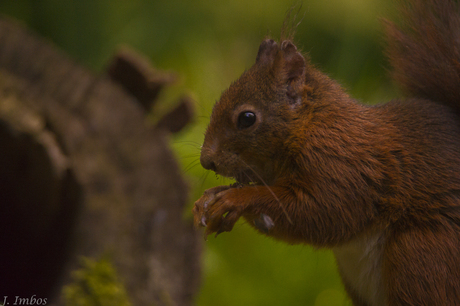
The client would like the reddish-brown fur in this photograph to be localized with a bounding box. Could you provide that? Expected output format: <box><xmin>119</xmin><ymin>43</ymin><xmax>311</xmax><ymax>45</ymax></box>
<box><xmin>192</xmin><ymin>0</ymin><xmax>460</xmax><ymax>305</ymax></box>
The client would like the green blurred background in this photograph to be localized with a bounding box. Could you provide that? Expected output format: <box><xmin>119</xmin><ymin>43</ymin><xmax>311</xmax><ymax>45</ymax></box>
<box><xmin>0</xmin><ymin>0</ymin><xmax>398</xmax><ymax>305</ymax></box>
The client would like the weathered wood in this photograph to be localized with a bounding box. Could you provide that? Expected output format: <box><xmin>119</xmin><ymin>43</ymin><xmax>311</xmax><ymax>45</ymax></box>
<box><xmin>0</xmin><ymin>17</ymin><xmax>200</xmax><ymax>305</ymax></box>
<box><xmin>107</xmin><ymin>46</ymin><xmax>177</xmax><ymax>111</ymax></box>
<box><xmin>0</xmin><ymin>74</ymin><xmax>82</xmax><ymax>299</ymax></box>
<box><xmin>155</xmin><ymin>95</ymin><xmax>195</xmax><ymax>133</ymax></box>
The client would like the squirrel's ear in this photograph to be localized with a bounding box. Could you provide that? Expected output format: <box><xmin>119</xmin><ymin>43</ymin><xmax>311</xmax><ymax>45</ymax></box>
<box><xmin>256</xmin><ymin>39</ymin><xmax>279</xmax><ymax>64</ymax></box>
<box><xmin>256</xmin><ymin>39</ymin><xmax>306</xmax><ymax>83</ymax></box>
<box><xmin>279</xmin><ymin>40</ymin><xmax>305</xmax><ymax>82</ymax></box>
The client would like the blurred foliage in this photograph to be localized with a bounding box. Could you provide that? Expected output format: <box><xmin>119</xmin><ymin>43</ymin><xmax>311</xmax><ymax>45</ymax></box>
<box><xmin>0</xmin><ymin>1</ymin><xmax>398</xmax><ymax>305</ymax></box>
<box><xmin>63</xmin><ymin>257</ymin><xmax>131</xmax><ymax>306</ymax></box>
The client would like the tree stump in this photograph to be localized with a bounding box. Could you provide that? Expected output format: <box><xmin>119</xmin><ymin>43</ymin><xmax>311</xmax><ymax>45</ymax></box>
<box><xmin>0</xmin><ymin>17</ymin><xmax>200</xmax><ymax>306</ymax></box>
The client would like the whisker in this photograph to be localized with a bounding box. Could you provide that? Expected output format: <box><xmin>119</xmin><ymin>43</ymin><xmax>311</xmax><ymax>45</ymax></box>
<box><xmin>162</xmin><ymin>156</ymin><xmax>196</xmax><ymax>164</ymax></box>
<box><xmin>177</xmin><ymin>153</ymin><xmax>201</xmax><ymax>160</ymax></box>
<box><xmin>200</xmin><ymin>170</ymin><xmax>211</xmax><ymax>190</ymax></box>
<box><xmin>183</xmin><ymin>160</ymin><xmax>201</xmax><ymax>174</ymax></box>
<box><xmin>173</xmin><ymin>141</ymin><xmax>202</xmax><ymax>150</ymax></box>
<box><xmin>173</xmin><ymin>140</ymin><xmax>202</xmax><ymax>144</ymax></box>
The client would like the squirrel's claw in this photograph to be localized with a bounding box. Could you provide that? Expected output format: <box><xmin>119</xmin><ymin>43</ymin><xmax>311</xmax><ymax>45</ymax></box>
<box><xmin>193</xmin><ymin>185</ymin><xmax>245</xmax><ymax>238</ymax></box>
<box><xmin>200</xmin><ymin>216</ymin><xmax>207</xmax><ymax>227</ymax></box>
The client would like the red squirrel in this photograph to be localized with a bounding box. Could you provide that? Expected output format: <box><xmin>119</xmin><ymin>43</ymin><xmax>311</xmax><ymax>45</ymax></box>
<box><xmin>192</xmin><ymin>0</ymin><xmax>460</xmax><ymax>305</ymax></box>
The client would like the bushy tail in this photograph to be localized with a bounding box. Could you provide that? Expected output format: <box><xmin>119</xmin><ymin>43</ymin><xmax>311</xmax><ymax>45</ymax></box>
<box><xmin>386</xmin><ymin>0</ymin><xmax>460</xmax><ymax>111</ymax></box>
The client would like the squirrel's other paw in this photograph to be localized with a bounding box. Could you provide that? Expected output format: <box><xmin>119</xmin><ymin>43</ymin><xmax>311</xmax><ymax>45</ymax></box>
<box><xmin>192</xmin><ymin>185</ymin><xmax>244</xmax><ymax>238</ymax></box>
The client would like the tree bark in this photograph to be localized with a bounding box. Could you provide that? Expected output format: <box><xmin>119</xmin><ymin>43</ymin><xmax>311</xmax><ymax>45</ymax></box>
<box><xmin>0</xmin><ymin>17</ymin><xmax>200</xmax><ymax>306</ymax></box>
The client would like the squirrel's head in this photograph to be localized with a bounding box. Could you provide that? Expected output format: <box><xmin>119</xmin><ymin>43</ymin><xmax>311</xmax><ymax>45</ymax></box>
<box><xmin>200</xmin><ymin>38</ymin><xmax>346</xmax><ymax>185</ymax></box>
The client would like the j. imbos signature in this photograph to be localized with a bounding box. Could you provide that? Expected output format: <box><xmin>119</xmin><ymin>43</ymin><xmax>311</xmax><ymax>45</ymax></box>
<box><xmin>2</xmin><ymin>295</ymin><xmax>47</xmax><ymax>306</ymax></box>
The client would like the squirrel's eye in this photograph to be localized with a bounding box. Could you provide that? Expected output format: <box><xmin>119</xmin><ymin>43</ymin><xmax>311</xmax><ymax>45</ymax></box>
<box><xmin>237</xmin><ymin>111</ymin><xmax>256</xmax><ymax>129</ymax></box>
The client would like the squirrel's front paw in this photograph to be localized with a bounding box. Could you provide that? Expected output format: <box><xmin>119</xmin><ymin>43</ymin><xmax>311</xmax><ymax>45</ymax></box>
<box><xmin>192</xmin><ymin>185</ymin><xmax>244</xmax><ymax>238</ymax></box>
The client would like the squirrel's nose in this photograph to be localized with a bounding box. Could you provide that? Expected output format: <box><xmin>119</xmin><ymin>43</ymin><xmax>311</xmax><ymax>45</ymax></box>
<box><xmin>201</xmin><ymin>155</ymin><xmax>217</xmax><ymax>172</ymax></box>
<box><xmin>200</xmin><ymin>140</ymin><xmax>218</xmax><ymax>171</ymax></box>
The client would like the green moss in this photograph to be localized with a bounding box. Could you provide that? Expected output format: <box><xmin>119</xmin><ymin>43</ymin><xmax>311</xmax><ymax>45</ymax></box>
<box><xmin>63</xmin><ymin>257</ymin><xmax>132</xmax><ymax>306</ymax></box>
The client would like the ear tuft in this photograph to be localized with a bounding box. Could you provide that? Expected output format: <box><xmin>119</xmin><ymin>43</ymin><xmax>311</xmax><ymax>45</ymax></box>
<box><xmin>256</xmin><ymin>39</ymin><xmax>279</xmax><ymax>64</ymax></box>
<box><xmin>280</xmin><ymin>40</ymin><xmax>305</xmax><ymax>81</ymax></box>
<box><xmin>280</xmin><ymin>40</ymin><xmax>297</xmax><ymax>53</ymax></box>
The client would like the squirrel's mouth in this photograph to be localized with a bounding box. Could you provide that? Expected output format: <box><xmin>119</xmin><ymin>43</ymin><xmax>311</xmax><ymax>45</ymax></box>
<box><xmin>234</xmin><ymin>171</ymin><xmax>263</xmax><ymax>186</ymax></box>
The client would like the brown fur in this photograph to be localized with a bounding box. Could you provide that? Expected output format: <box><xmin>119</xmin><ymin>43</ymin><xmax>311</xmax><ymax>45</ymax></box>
<box><xmin>193</xmin><ymin>0</ymin><xmax>460</xmax><ymax>304</ymax></box>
